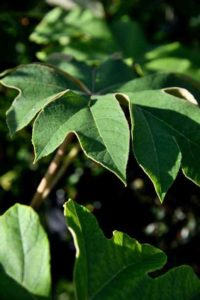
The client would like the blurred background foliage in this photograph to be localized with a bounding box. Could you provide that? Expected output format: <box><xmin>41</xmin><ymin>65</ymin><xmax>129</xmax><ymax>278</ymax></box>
<box><xmin>0</xmin><ymin>0</ymin><xmax>200</xmax><ymax>299</ymax></box>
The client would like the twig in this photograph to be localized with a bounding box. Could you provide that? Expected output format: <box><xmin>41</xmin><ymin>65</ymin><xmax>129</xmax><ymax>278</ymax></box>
<box><xmin>42</xmin><ymin>144</ymin><xmax>80</xmax><ymax>199</ymax></box>
<box><xmin>30</xmin><ymin>133</ymin><xmax>76</xmax><ymax>209</ymax></box>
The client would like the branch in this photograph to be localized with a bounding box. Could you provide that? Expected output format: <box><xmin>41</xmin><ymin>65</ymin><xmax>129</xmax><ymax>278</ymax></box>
<box><xmin>30</xmin><ymin>133</ymin><xmax>78</xmax><ymax>209</ymax></box>
<box><xmin>42</xmin><ymin>144</ymin><xmax>80</xmax><ymax>199</ymax></box>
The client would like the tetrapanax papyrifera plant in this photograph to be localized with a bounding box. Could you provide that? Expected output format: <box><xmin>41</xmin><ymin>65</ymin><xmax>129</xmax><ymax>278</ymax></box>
<box><xmin>1</xmin><ymin>5</ymin><xmax>200</xmax><ymax>300</ymax></box>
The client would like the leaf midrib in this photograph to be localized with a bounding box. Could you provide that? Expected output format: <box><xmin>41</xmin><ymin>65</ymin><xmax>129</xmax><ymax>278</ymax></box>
<box><xmin>138</xmin><ymin>105</ymin><xmax>200</xmax><ymax>150</ymax></box>
<box><xmin>3</xmin><ymin>79</ymin><xmax>68</xmax><ymax>91</ymax></box>
<box><xmin>1</xmin><ymin>211</ymin><xmax>39</xmax><ymax>300</ymax></box>
<box><xmin>136</xmin><ymin>106</ymin><xmax>161</xmax><ymax>186</ymax></box>
<box><xmin>89</xmin><ymin>106</ymin><xmax>122</xmax><ymax>176</ymax></box>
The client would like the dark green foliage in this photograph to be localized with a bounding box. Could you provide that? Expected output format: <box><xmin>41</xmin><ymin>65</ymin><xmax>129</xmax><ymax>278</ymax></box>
<box><xmin>0</xmin><ymin>1</ymin><xmax>200</xmax><ymax>299</ymax></box>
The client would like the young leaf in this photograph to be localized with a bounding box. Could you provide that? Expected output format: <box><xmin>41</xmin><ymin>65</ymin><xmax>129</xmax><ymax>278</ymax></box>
<box><xmin>33</xmin><ymin>91</ymin><xmax>130</xmax><ymax>184</ymax></box>
<box><xmin>0</xmin><ymin>204</ymin><xmax>51</xmax><ymax>300</ymax></box>
<box><xmin>65</xmin><ymin>199</ymin><xmax>200</xmax><ymax>300</ymax></box>
<box><xmin>120</xmin><ymin>90</ymin><xmax>200</xmax><ymax>201</ymax></box>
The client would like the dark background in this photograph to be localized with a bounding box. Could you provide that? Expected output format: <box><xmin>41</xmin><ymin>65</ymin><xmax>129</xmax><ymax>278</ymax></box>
<box><xmin>0</xmin><ymin>0</ymin><xmax>200</xmax><ymax>297</ymax></box>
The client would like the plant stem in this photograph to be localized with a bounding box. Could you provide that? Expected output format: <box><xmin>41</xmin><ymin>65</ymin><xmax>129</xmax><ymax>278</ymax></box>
<box><xmin>42</xmin><ymin>144</ymin><xmax>80</xmax><ymax>199</ymax></box>
<box><xmin>30</xmin><ymin>133</ymin><xmax>77</xmax><ymax>209</ymax></box>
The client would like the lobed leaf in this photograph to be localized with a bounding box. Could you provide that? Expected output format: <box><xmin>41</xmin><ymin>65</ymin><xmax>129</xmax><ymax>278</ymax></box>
<box><xmin>120</xmin><ymin>90</ymin><xmax>200</xmax><ymax>201</ymax></box>
<box><xmin>0</xmin><ymin>63</ymin><xmax>79</xmax><ymax>135</ymax></box>
<box><xmin>0</xmin><ymin>204</ymin><xmax>51</xmax><ymax>300</ymax></box>
<box><xmin>65</xmin><ymin>199</ymin><xmax>200</xmax><ymax>300</ymax></box>
<box><xmin>32</xmin><ymin>91</ymin><xmax>130</xmax><ymax>184</ymax></box>
<box><xmin>114</xmin><ymin>72</ymin><xmax>200</xmax><ymax>201</ymax></box>
<box><xmin>1</xmin><ymin>61</ymin><xmax>200</xmax><ymax>201</ymax></box>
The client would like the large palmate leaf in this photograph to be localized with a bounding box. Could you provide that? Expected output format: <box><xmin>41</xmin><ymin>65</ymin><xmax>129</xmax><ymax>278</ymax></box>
<box><xmin>0</xmin><ymin>204</ymin><xmax>51</xmax><ymax>300</ymax></box>
<box><xmin>65</xmin><ymin>199</ymin><xmax>200</xmax><ymax>300</ymax></box>
<box><xmin>33</xmin><ymin>91</ymin><xmax>129</xmax><ymax>183</ymax></box>
<box><xmin>0</xmin><ymin>61</ymin><xmax>130</xmax><ymax>184</ymax></box>
<box><xmin>1</xmin><ymin>61</ymin><xmax>200</xmax><ymax>199</ymax></box>
<box><xmin>0</xmin><ymin>59</ymin><xmax>134</xmax><ymax>136</ymax></box>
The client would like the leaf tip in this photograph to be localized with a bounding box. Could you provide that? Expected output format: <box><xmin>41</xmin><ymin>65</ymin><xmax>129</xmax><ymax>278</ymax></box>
<box><xmin>32</xmin><ymin>151</ymin><xmax>39</xmax><ymax>164</ymax></box>
<box><xmin>156</xmin><ymin>190</ymin><xmax>166</xmax><ymax>204</ymax></box>
<box><xmin>64</xmin><ymin>198</ymin><xmax>74</xmax><ymax>215</ymax></box>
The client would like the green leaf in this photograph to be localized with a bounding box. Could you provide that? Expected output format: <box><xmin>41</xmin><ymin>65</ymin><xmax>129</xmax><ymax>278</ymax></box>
<box><xmin>114</xmin><ymin>72</ymin><xmax>200</xmax><ymax>200</ymax></box>
<box><xmin>1</xmin><ymin>61</ymin><xmax>200</xmax><ymax>197</ymax></box>
<box><xmin>115</xmin><ymin>72</ymin><xmax>200</xmax><ymax>101</ymax></box>
<box><xmin>111</xmin><ymin>16</ymin><xmax>149</xmax><ymax>59</ymax></box>
<box><xmin>30</xmin><ymin>7</ymin><xmax>113</xmax><ymax>46</ymax></box>
<box><xmin>121</xmin><ymin>90</ymin><xmax>200</xmax><ymax>201</ymax></box>
<box><xmin>45</xmin><ymin>0</ymin><xmax>104</xmax><ymax>18</ymax></box>
<box><xmin>0</xmin><ymin>63</ymin><xmax>78</xmax><ymax>135</ymax></box>
<box><xmin>65</xmin><ymin>199</ymin><xmax>200</xmax><ymax>300</ymax></box>
<box><xmin>46</xmin><ymin>54</ymin><xmax>92</xmax><ymax>89</ymax></box>
<box><xmin>30</xmin><ymin>7</ymin><xmax>118</xmax><ymax>61</ymax></box>
<box><xmin>89</xmin><ymin>58</ymin><xmax>135</xmax><ymax>93</ymax></box>
<box><xmin>0</xmin><ymin>59</ymin><xmax>135</xmax><ymax>137</ymax></box>
<box><xmin>0</xmin><ymin>204</ymin><xmax>51</xmax><ymax>300</ymax></box>
<box><xmin>33</xmin><ymin>91</ymin><xmax>130</xmax><ymax>184</ymax></box>
<box><xmin>46</xmin><ymin>55</ymin><xmax>136</xmax><ymax>94</ymax></box>
<box><xmin>0</xmin><ymin>60</ymin><xmax>132</xmax><ymax>184</ymax></box>
<box><xmin>144</xmin><ymin>42</ymin><xmax>200</xmax><ymax>81</ymax></box>
<box><xmin>30</xmin><ymin>7</ymin><xmax>148</xmax><ymax>62</ymax></box>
